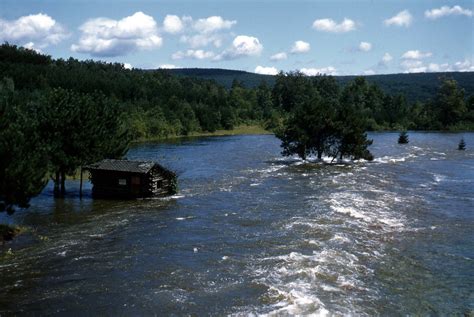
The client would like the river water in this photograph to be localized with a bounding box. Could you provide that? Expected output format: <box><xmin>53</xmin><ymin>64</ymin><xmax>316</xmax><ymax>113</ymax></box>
<box><xmin>1</xmin><ymin>133</ymin><xmax>473</xmax><ymax>315</ymax></box>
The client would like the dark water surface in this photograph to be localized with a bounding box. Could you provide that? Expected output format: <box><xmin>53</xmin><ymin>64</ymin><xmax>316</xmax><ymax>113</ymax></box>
<box><xmin>1</xmin><ymin>133</ymin><xmax>473</xmax><ymax>315</ymax></box>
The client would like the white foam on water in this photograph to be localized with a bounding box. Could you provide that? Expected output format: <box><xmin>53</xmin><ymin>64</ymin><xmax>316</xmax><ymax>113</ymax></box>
<box><xmin>251</xmin><ymin>247</ymin><xmax>370</xmax><ymax>315</ymax></box>
<box><xmin>219</xmin><ymin>186</ymin><xmax>232</xmax><ymax>192</ymax></box>
<box><xmin>374</xmin><ymin>153</ymin><xmax>417</xmax><ymax>164</ymax></box>
<box><xmin>328</xmin><ymin>191</ymin><xmax>406</xmax><ymax>231</ymax></box>
<box><xmin>330</xmin><ymin>233</ymin><xmax>351</xmax><ymax>244</ymax></box>
<box><xmin>175</xmin><ymin>216</ymin><xmax>194</xmax><ymax>221</ymax></box>
<box><xmin>432</xmin><ymin>174</ymin><xmax>446</xmax><ymax>183</ymax></box>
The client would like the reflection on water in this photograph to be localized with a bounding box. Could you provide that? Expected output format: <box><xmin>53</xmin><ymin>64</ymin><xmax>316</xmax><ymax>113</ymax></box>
<box><xmin>1</xmin><ymin>133</ymin><xmax>473</xmax><ymax>315</ymax></box>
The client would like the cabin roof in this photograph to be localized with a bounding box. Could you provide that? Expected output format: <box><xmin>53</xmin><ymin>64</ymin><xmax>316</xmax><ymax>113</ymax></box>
<box><xmin>85</xmin><ymin>159</ymin><xmax>156</xmax><ymax>174</ymax></box>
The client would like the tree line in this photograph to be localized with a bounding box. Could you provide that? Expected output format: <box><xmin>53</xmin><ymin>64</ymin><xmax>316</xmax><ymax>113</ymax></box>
<box><xmin>0</xmin><ymin>43</ymin><xmax>473</xmax><ymax>212</ymax></box>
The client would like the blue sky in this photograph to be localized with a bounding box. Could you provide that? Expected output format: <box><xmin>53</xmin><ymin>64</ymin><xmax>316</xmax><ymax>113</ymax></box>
<box><xmin>1</xmin><ymin>0</ymin><xmax>473</xmax><ymax>75</ymax></box>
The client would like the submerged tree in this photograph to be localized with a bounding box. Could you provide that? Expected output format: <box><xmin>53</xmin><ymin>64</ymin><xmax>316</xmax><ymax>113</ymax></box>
<box><xmin>458</xmin><ymin>138</ymin><xmax>466</xmax><ymax>150</ymax></box>
<box><xmin>37</xmin><ymin>88</ymin><xmax>130</xmax><ymax>196</ymax></box>
<box><xmin>275</xmin><ymin>73</ymin><xmax>373</xmax><ymax>161</ymax></box>
<box><xmin>398</xmin><ymin>131</ymin><xmax>409</xmax><ymax>144</ymax></box>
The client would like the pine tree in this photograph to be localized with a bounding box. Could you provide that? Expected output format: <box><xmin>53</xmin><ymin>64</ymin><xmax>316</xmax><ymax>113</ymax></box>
<box><xmin>458</xmin><ymin>138</ymin><xmax>466</xmax><ymax>150</ymax></box>
<box><xmin>398</xmin><ymin>131</ymin><xmax>409</xmax><ymax>144</ymax></box>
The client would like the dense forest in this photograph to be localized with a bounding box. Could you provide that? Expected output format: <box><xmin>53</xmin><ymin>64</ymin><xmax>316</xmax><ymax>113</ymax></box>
<box><xmin>168</xmin><ymin>68</ymin><xmax>474</xmax><ymax>103</ymax></box>
<box><xmin>1</xmin><ymin>43</ymin><xmax>474</xmax><ymax>212</ymax></box>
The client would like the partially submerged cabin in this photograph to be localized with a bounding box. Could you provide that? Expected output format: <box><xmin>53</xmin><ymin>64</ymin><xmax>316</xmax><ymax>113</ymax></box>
<box><xmin>83</xmin><ymin>159</ymin><xmax>177</xmax><ymax>199</ymax></box>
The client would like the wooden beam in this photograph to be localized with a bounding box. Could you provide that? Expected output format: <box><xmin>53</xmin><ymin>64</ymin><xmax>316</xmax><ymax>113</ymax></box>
<box><xmin>79</xmin><ymin>167</ymin><xmax>83</xmax><ymax>199</ymax></box>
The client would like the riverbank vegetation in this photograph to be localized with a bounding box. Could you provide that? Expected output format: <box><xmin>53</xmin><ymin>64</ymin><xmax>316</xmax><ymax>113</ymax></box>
<box><xmin>1</xmin><ymin>43</ymin><xmax>473</xmax><ymax>212</ymax></box>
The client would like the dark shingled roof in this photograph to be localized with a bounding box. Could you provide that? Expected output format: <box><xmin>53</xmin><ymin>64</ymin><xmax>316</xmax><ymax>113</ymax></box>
<box><xmin>85</xmin><ymin>159</ymin><xmax>156</xmax><ymax>173</ymax></box>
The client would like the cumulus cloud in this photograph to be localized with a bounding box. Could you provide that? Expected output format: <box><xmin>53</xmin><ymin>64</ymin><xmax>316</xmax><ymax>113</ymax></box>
<box><xmin>254</xmin><ymin>66</ymin><xmax>278</xmax><ymax>75</ymax></box>
<box><xmin>0</xmin><ymin>13</ymin><xmax>68</xmax><ymax>49</ymax></box>
<box><xmin>270</xmin><ymin>52</ymin><xmax>287</xmax><ymax>61</ymax></box>
<box><xmin>163</xmin><ymin>15</ymin><xmax>184</xmax><ymax>33</ymax></box>
<box><xmin>425</xmin><ymin>5</ymin><xmax>473</xmax><ymax>19</ymax></box>
<box><xmin>300</xmin><ymin>67</ymin><xmax>338</xmax><ymax>76</ymax></box>
<box><xmin>172</xmin><ymin>49</ymin><xmax>215</xmax><ymax>60</ymax></box>
<box><xmin>402</xmin><ymin>50</ymin><xmax>432</xmax><ymax>59</ymax></box>
<box><xmin>172</xmin><ymin>15</ymin><xmax>236</xmax><ymax>48</ymax></box>
<box><xmin>180</xmin><ymin>34</ymin><xmax>223</xmax><ymax>48</ymax></box>
<box><xmin>290</xmin><ymin>40</ymin><xmax>311</xmax><ymax>54</ymax></box>
<box><xmin>123</xmin><ymin>63</ymin><xmax>132</xmax><ymax>69</ymax></box>
<box><xmin>382</xmin><ymin>53</ymin><xmax>393</xmax><ymax>63</ymax></box>
<box><xmin>358</xmin><ymin>41</ymin><xmax>372</xmax><ymax>52</ymax></box>
<box><xmin>401</xmin><ymin>60</ymin><xmax>426</xmax><ymax>73</ymax></box>
<box><xmin>159</xmin><ymin>64</ymin><xmax>177</xmax><ymax>69</ymax></box>
<box><xmin>71</xmin><ymin>11</ymin><xmax>162</xmax><ymax>57</ymax></box>
<box><xmin>401</xmin><ymin>58</ymin><xmax>474</xmax><ymax>73</ymax></box>
<box><xmin>312</xmin><ymin>18</ymin><xmax>356</xmax><ymax>33</ymax></box>
<box><xmin>452</xmin><ymin>59</ymin><xmax>474</xmax><ymax>71</ymax></box>
<box><xmin>384</xmin><ymin>10</ymin><xmax>412</xmax><ymax>27</ymax></box>
<box><xmin>214</xmin><ymin>35</ymin><xmax>263</xmax><ymax>60</ymax></box>
<box><xmin>193</xmin><ymin>16</ymin><xmax>236</xmax><ymax>33</ymax></box>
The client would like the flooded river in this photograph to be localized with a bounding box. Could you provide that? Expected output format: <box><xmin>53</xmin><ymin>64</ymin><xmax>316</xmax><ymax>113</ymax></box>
<box><xmin>1</xmin><ymin>133</ymin><xmax>473</xmax><ymax>315</ymax></box>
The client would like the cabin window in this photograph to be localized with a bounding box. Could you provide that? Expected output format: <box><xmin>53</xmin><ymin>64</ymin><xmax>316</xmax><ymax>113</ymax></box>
<box><xmin>118</xmin><ymin>178</ymin><xmax>127</xmax><ymax>186</ymax></box>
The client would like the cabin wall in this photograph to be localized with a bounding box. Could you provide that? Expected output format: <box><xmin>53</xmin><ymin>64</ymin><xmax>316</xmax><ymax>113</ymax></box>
<box><xmin>89</xmin><ymin>170</ymin><xmax>150</xmax><ymax>198</ymax></box>
<box><xmin>89</xmin><ymin>167</ymin><xmax>176</xmax><ymax>198</ymax></box>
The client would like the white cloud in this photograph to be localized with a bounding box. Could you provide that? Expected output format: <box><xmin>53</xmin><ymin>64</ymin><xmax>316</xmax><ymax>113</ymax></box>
<box><xmin>382</xmin><ymin>53</ymin><xmax>393</xmax><ymax>63</ymax></box>
<box><xmin>401</xmin><ymin>60</ymin><xmax>426</xmax><ymax>73</ymax></box>
<box><xmin>312</xmin><ymin>18</ymin><xmax>356</xmax><ymax>33</ymax></box>
<box><xmin>401</xmin><ymin>59</ymin><xmax>474</xmax><ymax>73</ymax></box>
<box><xmin>291</xmin><ymin>40</ymin><xmax>311</xmax><ymax>54</ymax></box>
<box><xmin>452</xmin><ymin>59</ymin><xmax>474</xmax><ymax>72</ymax></box>
<box><xmin>300</xmin><ymin>67</ymin><xmax>338</xmax><ymax>76</ymax></box>
<box><xmin>180</xmin><ymin>34</ymin><xmax>223</xmax><ymax>48</ymax></box>
<box><xmin>71</xmin><ymin>12</ymin><xmax>162</xmax><ymax>57</ymax></box>
<box><xmin>0</xmin><ymin>13</ymin><xmax>68</xmax><ymax>48</ymax></box>
<box><xmin>402</xmin><ymin>50</ymin><xmax>432</xmax><ymax>60</ymax></box>
<box><xmin>123</xmin><ymin>63</ymin><xmax>132</xmax><ymax>69</ymax></box>
<box><xmin>173</xmin><ymin>15</ymin><xmax>236</xmax><ymax>48</ymax></box>
<box><xmin>270</xmin><ymin>52</ymin><xmax>287</xmax><ymax>61</ymax></box>
<box><xmin>363</xmin><ymin>69</ymin><xmax>376</xmax><ymax>75</ymax></box>
<box><xmin>159</xmin><ymin>64</ymin><xmax>177</xmax><ymax>69</ymax></box>
<box><xmin>254</xmin><ymin>66</ymin><xmax>278</xmax><ymax>75</ymax></box>
<box><xmin>193</xmin><ymin>16</ymin><xmax>236</xmax><ymax>33</ymax></box>
<box><xmin>359</xmin><ymin>41</ymin><xmax>372</xmax><ymax>52</ymax></box>
<box><xmin>23</xmin><ymin>41</ymin><xmax>43</xmax><ymax>53</ymax></box>
<box><xmin>163</xmin><ymin>15</ymin><xmax>184</xmax><ymax>34</ymax></box>
<box><xmin>172</xmin><ymin>49</ymin><xmax>215</xmax><ymax>60</ymax></box>
<box><xmin>425</xmin><ymin>5</ymin><xmax>473</xmax><ymax>19</ymax></box>
<box><xmin>214</xmin><ymin>35</ymin><xmax>263</xmax><ymax>60</ymax></box>
<box><xmin>384</xmin><ymin>10</ymin><xmax>412</xmax><ymax>27</ymax></box>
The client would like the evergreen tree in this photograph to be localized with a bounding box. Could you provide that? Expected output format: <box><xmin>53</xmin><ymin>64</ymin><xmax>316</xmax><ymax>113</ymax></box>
<box><xmin>0</xmin><ymin>78</ymin><xmax>48</xmax><ymax>213</ymax></box>
<box><xmin>398</xmin><ymin>131</ymin><xmax>409</xmax><ymax>144</ymax></box>
<box><xmin>434</xmin><ymin>78</ymin><xmax>467</xmax><ymax>128</ymax></box>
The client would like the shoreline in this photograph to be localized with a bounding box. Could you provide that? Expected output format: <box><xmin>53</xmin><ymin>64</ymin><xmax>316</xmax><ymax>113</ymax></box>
<box><xmin>131</xmin><ymin>125</ymin><xmax>273</xmax><ymax>144</ymax></box>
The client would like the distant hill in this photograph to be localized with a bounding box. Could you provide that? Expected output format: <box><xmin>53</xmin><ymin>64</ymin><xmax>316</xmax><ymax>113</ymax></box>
<box><xmin>166</xmin><ymin>68</ymin><xmax>474</xmax><ymax>102</ymax></box>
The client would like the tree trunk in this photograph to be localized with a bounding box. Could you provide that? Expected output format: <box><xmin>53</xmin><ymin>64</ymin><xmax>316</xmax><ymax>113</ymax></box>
<box><xmin>317</xmin><ymin>150</ymin><xmax>323</xmax><ymax>160</ymax></box>
<box><xmin>53</xmin><ymin>171</ymin><xmax>60</xmax><ymax>197</ymax></box>
<box><xmin>60</xmin><ymin>170</ymin><xmax>66</xmax><ymax>196</ymax></box>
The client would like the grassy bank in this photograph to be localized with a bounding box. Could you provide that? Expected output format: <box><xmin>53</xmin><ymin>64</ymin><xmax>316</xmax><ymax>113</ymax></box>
<box><xmin>133</xmin><ymin>124</ymin><xmax>272</xmax><ymax>143</ymax></box>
